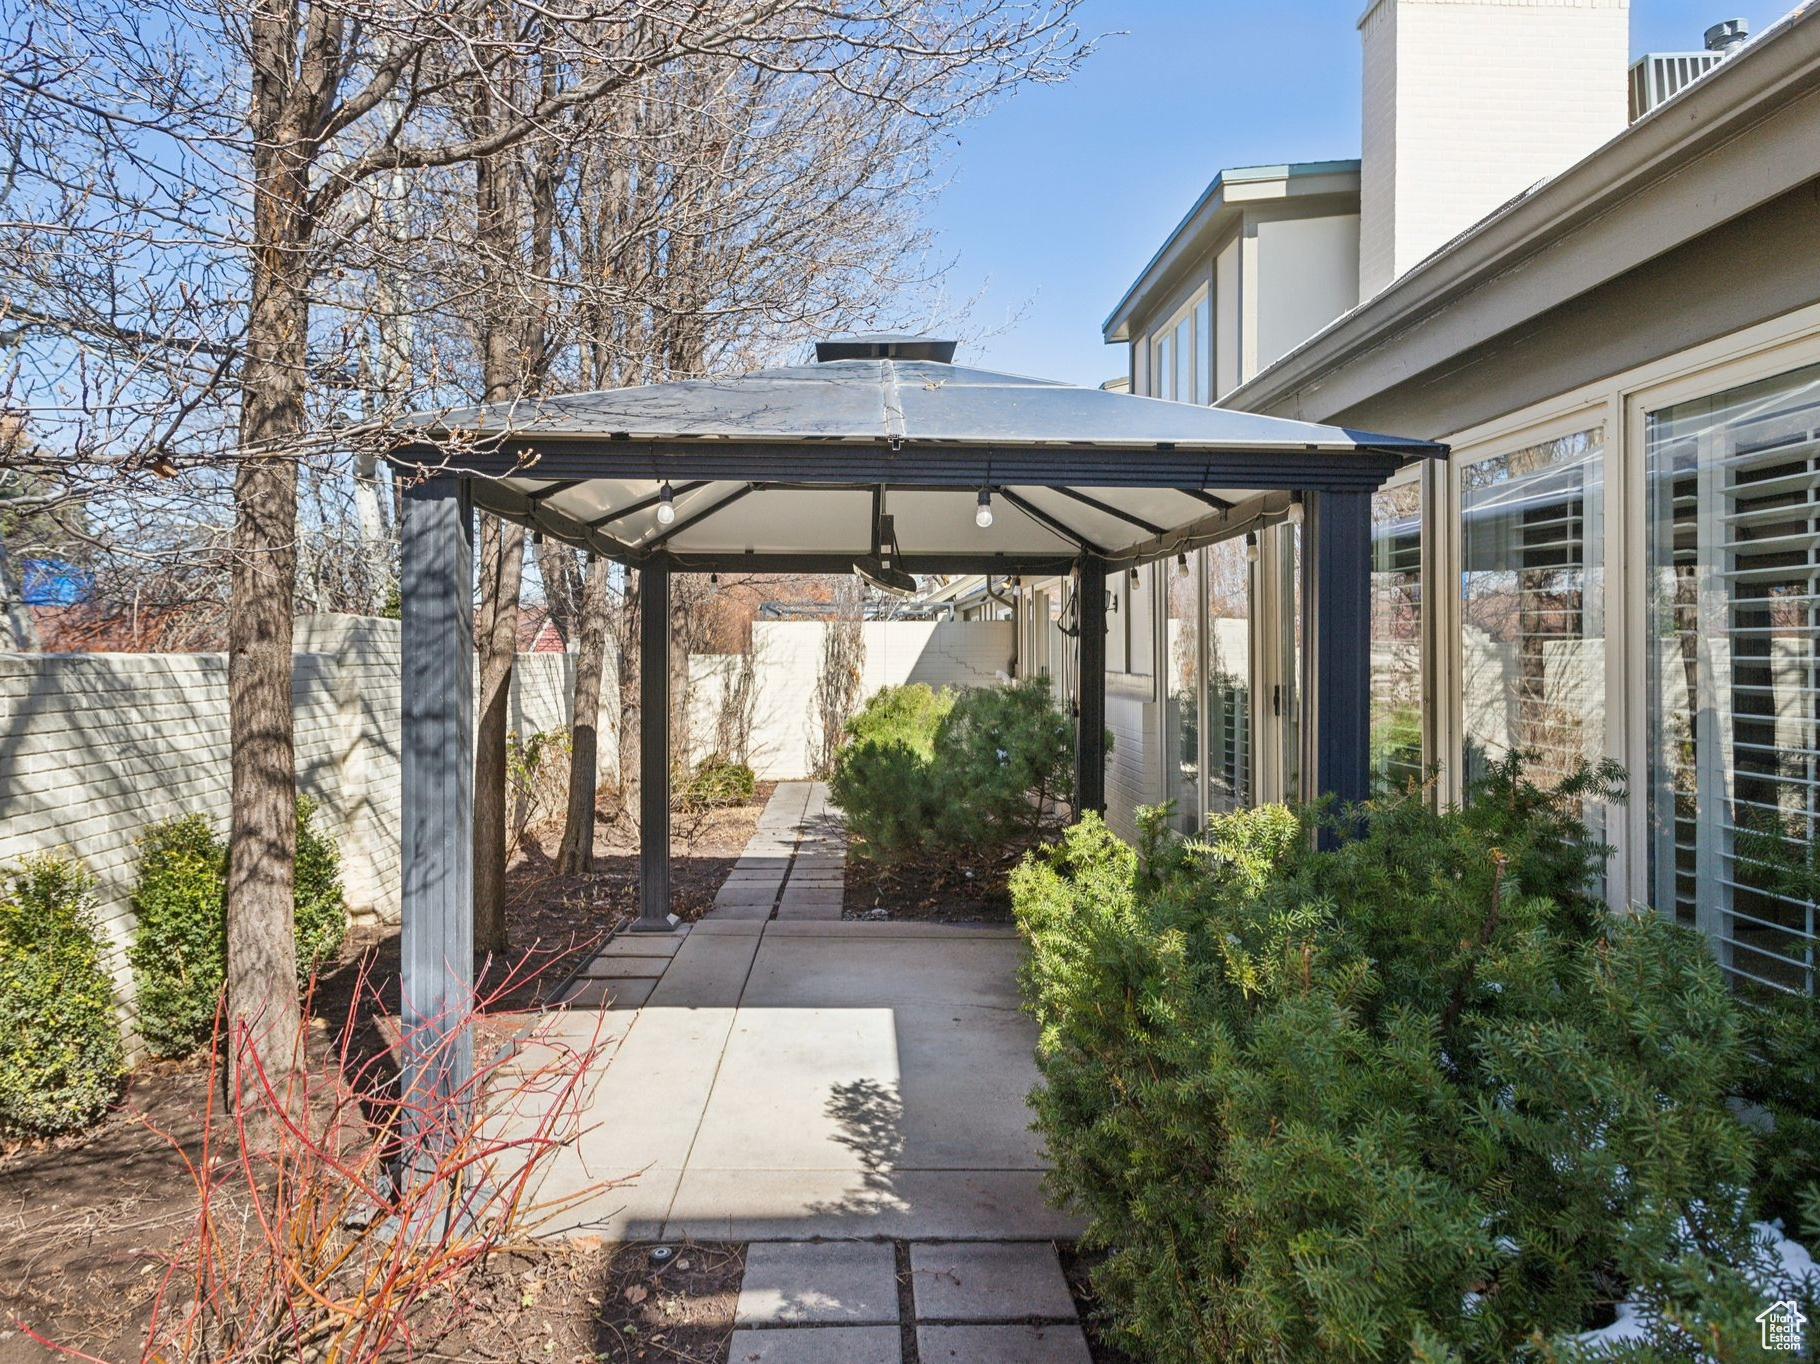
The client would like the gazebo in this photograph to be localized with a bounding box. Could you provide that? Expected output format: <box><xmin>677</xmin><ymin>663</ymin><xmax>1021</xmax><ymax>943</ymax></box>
<box><xmin>389</xmin><ymin>336</ymin><xmax>1445</xmax><ymax>1108</ymax></box>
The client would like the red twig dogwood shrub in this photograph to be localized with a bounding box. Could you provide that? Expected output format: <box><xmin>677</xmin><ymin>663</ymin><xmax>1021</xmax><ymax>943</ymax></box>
<box><xmin>49</xmin><ymin>952</ymin><xmax>613</xmax><ymax>1362</ymax></box>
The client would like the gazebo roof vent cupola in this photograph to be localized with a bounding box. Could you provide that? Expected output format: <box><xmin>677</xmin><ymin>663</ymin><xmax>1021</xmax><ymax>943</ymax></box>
<box><xmin>814</xmin><ymin>333</ymin><xmax>957</xmax><ymax>363</ymax></box>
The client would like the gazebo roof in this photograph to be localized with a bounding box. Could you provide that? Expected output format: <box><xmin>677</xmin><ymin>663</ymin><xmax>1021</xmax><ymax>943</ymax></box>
<box><xmin>396</xmin><ymin>342</ymin><xmax>1445</xmax><ymax>572</ymax></box>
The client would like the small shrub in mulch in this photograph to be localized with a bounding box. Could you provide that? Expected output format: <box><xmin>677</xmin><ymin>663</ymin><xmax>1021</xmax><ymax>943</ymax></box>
<box><xmin>833</xmin><ymin>676</ymin><xmax>1074</xmax><ymax>907</ymax></box>
<box><xmin>0</xmin><ymin>852</ymin><xmax>123</xmax><ymax>1139</ymax></box>
<box><xmin>128</xmin><ymin>798</ymin><xmax>347</xmax><ymax>1060</ymax></box>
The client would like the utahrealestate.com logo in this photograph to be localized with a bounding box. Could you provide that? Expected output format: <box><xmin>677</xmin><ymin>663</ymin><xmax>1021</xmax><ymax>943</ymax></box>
<box><xmin>1755</xmin><ymin>1299</ymin><xmax>1806</xmax><ymax>1353</ymax></box>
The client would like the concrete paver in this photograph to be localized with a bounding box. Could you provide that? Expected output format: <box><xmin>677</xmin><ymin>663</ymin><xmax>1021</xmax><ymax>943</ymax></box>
<box><xmin>598</xmin><ymin>930</ymin><xmax>690</xmax><ymax>958</ymax></box>
<box><xmin>556</xmin><ymin>976</ymin><xmax>656</xmax><ymax>1009</ymax></box>
<box><xmin>664</xmin><ymin>1167</ymin><xmax>1079</xmax><ymax>1242</ymax></box>
<box><xmin>916</xmin><ymin>1323</ymin><xmax>1092</xmax><ymax>1364</ymax></box>
<box><xmin>645</xmin><ymin>927</ymin><xmax>763</xmax><ymax>1008</ymax></box>
<box><xmin>735</xmin><ymin>1241</ymin><xmax>899</xmax><ymax>1325</ymax></box>
<box><xmin>909</xmin><ymin>1242</ymin><xmax>1076</xmax><ymax>1322</ymax></box>
<box><xmin>575</xmin><ymin>956</ymin><xmax>671</xmax><ymax>979</ymax></box>
<box><xmin>725</xmin><ymin>1325</ymin><xmax>902</xmax><ymax>1364</ymax></box>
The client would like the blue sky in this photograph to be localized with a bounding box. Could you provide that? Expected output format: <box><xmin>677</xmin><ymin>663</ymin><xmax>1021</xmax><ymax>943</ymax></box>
<box><xmin>930</xmin><ymin>0</ymin><xmax>1791</xmax><ymax>386</ymax></box>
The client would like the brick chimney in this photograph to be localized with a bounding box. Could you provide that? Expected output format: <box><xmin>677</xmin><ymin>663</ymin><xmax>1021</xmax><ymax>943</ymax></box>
<box><xmin>1357</xmin><ymin>0</ymin><xmax>1630</xmax><ymax>298</ymax></box>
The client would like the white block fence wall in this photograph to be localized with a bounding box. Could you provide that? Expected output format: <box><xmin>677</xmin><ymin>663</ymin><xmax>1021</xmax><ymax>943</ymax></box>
<box><xmin>687</xmin><ymin>619</ymin><xmax>1015</xmax><ymax>780</ymax></box>
<box><xmin>0</xmin><ymin>615</ymin><xmax>608</xmax><ymax>1038</ymax></box>
<box><xmin>0</xmin><ymin>613</ymin><xmax>1011</xmax><ymax>1039</ymax></box>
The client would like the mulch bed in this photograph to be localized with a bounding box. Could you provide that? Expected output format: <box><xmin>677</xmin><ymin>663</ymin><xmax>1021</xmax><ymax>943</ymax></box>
<box><xmin>407</xmin><ymin>1239</ymin><xmax>744</xmax><ymax>1364</ymax></box>
<box><xmin>0</xmin><ymin>791</ymin><xmax>766</xmax><ymax>1363</ymax></box>
<box><xmin>841</xmin><ymin>843</ymin><xmax>1023</xmax><ymax>923</ymax></box>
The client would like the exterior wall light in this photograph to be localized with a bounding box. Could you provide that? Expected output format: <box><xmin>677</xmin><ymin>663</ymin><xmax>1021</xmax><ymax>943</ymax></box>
<box><xmin>656</xmin><ymin>482</ymin><xmax>676</xmax><ymax>525</ymax></box>
<box><xmin>975</xmin><ymin>488</ymin><xmax>994</xmax><ymax>529</ymax></box>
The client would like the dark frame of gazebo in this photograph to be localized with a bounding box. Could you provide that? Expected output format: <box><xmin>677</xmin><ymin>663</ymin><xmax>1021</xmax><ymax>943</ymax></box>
<box><xmin>386</xmin><ymin>339</ymin><xmax>1445</xmax><ymax>1117</ymax></box>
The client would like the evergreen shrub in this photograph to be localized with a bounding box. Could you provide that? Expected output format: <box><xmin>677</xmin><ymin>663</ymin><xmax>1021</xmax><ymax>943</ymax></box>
<box><xmin>1739</xmin><ymin>987</ymin><xmax>1820</xmax><ymax>1236</ymax></box>
<box><xmin>678</xmin><ymin>755</ymin><xmax>757</xmax><ymax>810</ymax></box>
<box><xmin>1015</xmin><ymin>758</ymin><xmax>1810</xmax><ymax>1362</ymax></box>
<box><xmin>844</xmin><ymin>682</ymin><xmax>953</xmax><ymax>757</ymax></box>
<box><xmin>832</xmin><ymin>675</ymin><xmax>1072</xmax><ymax>864</ymax></box>
<box><xmin>130</xmin><ymin>799</ymin><xmax>348</xmax><ymax>1060</ymax></box>
<box><xmin>0</xmin><ymin>852</ymin><xmax>124</xmax><ymax>1137</ymax></box>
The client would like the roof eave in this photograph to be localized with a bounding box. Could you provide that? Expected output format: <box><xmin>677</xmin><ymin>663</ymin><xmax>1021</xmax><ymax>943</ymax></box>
<box><xmin>1223</xmin><ymin>5</ymin><xmax>1820</xmax><ymax>418</ymax></box>
<box><xmin>1101</xmin><ymin>160</ymin><xmax>1362</xmax><ymax>344</ymax></box>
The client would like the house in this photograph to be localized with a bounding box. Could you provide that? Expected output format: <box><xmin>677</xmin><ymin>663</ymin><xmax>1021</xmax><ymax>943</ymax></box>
<box><xmin>1015</xmin><ymin>0</ymin><xmax>1820</xmax><ymax>997</ymax></box>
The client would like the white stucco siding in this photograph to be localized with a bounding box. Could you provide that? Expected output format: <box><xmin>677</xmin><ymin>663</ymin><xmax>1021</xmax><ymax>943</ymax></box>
<box><xmin>1256</xmin><ymin>214</ymin><xmax>1362</xmax><ymax>370</ymax></box>
<box><xmin>1216</xmin><ymin>239</ymin><xmax>1243</xmax><ymax>397</ymax></box>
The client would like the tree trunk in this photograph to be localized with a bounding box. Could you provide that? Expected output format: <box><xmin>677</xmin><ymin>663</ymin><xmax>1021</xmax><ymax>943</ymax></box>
<box><xmin>558</xmin><ymin>552</ymin><xmax>611</xmax><ymax>873</ymax></box>
<box><xmin>473</xmin><ymin>511</ymin><xmax>523</xmax><ymax>956</ymax></box>
<box><xmin>470</xmin><ymin>125</ymin><xmax>527</xmax><ymax>958</ymax></box>
<box><xmin>225</xmin><ymin>0</ymin><xmax>331</xmax><ymax>1116</ymax></box>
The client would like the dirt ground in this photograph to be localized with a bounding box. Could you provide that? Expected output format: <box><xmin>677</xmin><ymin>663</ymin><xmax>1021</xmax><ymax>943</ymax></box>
<box><xmin>841</xmin><ymin>842</ymin><xmax>1023</xmax><ymax>923</ymax></box>
<box><xmin>0</xmin><ymin>792</ymin><xmax>764</xmax><ymax>1363</ymax></box>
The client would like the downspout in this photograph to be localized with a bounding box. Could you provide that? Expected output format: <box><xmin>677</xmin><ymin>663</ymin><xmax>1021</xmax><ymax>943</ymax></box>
<box><xmin>982</xmin><ymin>574</ymin><xmax>1018</xmax><ymax>677</ymax></box>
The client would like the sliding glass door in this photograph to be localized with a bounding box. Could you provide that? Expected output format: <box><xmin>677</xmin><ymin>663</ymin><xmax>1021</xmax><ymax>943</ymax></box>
<box><xmin>1647</xmin><ymin>363</ymin><xmax>1820</xmax><ymax>996</ymax></box>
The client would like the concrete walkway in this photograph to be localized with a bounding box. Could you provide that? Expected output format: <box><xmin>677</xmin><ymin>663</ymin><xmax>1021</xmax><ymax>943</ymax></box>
<box><xmin>709</xmin><ymin>780</ymin><xmax>849</xmax><ymax>921</ymax></box>
<box><xmin>731</xmin><ymin>1239</ymin><xmax>1091</xmax><ymax>1362</ymax></box>
<box><xmin>534</xmin><ymin>915</ymin><xmax>1075</xmax><ymax>1245</ymax></box>
<box><xmin>505</xmin><ymin>782</ymin><xmax>1089</xmax><ymax>1360</ymax></box>
<box><xmin>522</xmin><ymin>784</ymin><xmax>1079</xmax><ymax>1247</ymax></box>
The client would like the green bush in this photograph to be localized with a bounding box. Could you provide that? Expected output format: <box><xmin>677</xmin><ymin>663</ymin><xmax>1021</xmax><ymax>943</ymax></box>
<box><xmin>128</xmin><ymin>814</ymin><xmax>229</xmax><ymax>1059</ymax></box>
<box><xmin>0</xmin><ymin>853</ymin><xmax>124</xmax><ymax>1138</ymax></box>
<box><xmin>292</xmin><ymin>797</ymin><xmax>347</xmax><ymax>980</ymax></box>
<box><xmin>1739</xmin><ymin>987</ymin><xmax>1820</xmax><ymax>1237</ymax></box>
<box><xmin>678</xmin><ymin>755</ymin><xmax>757</xmax><ymax>811</ymax></box>
<box><xmin>844</xmin><ymin>682</ymin><xmax>953</xmax><ymax>757</ymax></box>
<box><xmin>1015</xmin><ymin>759</ymin><xmax>1803</xmax><ymax>1362</ymax></box>
<box><xmin>129</xmin><ymin>799</ymin><xmax>348</xmax><ymax>1060</ymax></box>
<box><xmin>831</xmin><ymin>675</ymin><xmax>1073</xmax><ymax>864</ymax></box>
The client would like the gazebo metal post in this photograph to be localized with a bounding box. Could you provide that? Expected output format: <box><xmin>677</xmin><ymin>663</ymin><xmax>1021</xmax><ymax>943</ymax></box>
<box><xmin>1302</xmin><ymin>490</ymin><xmax>1374</xmax><ymax>836</ymax></box>
<box><xmin>398</xmin><ymin>474</ymin><xmax>476</xmax><ymax>1146</ymax></box>
<box><xmin>635</xmin><ymin>556</ymin><xmax>674</xmax><ymax>931</ymax></box>
<box><xmin>1074</xmin><ymin>556</ymin><xmax>1107</xmax><ymax>817</ymax></box>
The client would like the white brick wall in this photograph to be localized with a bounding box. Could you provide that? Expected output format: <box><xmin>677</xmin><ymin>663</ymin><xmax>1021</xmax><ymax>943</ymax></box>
<box><xmin>0</xmin><ymin>615</ymin><xmax>614</xmax><ymax>1040</ymax></box>
<box><xmin>1358</xmin><ymin>0</ymin><xmax>1630</xmax><ymax>296</ymax></box>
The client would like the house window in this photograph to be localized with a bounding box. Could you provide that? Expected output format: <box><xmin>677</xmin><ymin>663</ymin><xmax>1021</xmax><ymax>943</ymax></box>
<box><xmin>1196</xmin><ymin>296</ymin><xmax>1212</xmax><ymax>406</ymax></box>
<box><xmin>1458</xmin><ymin>428</ymin><xmax>1606</xmax><ymax>793</ymax></box>
<box><xmin>1370</xmin><ymin>478</ymin><xmax>1423</xmax><ymax>791</ymax></box>
<box><xmin>1150</xmin><ymin>289</ymin><xmax>1209</xmax><ymax>404</ymax></box>
<box><xmin>1205</xmin><ymin>536</ymin><xmax>1251</xmax><ymax>811</ymax></box>
<box><xmin>1647</xmin><ymin>363</ymin><xmax>1820</xmax><ymax>996</ymax></box>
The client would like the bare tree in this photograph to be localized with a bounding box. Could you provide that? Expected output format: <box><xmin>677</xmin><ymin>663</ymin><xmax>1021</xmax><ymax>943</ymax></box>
<box><xmin>2</xmin><ymin>0</ymin><xmax>1090</xmax><ymax>1109</ymax></box>
<box><xmin>809</xmin><ymin>579</ymin><xmax>867</xmax><ymax>778</ymax></box>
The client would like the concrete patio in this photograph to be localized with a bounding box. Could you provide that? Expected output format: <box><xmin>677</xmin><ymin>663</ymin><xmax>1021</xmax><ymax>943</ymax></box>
<box><xmin>521</xmin><ymin>912</ymin><xmax>1078</xmax><ymax>1245</ymax></box>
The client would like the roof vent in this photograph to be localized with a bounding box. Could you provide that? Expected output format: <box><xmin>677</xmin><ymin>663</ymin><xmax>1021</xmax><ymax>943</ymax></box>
<box><xmin>1628</xmin><ymin>18</ymin><xmax>1748</xmax><ymax>121</ymax></box>
<box><xmin>1704</xmin><ymin>18</ymin><xmax>1748</xmax><ymax>53</ymax></box>
<box><xmin>814</xmin><ymin>334</ymin><xmax>957</xmax><ymax>363</ymax></box>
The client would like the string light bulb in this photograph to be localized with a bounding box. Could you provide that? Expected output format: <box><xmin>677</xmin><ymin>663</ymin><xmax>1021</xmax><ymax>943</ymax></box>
<box><xmin>1245</xmin><ymin>531</ymin><xmax>1260</xmax><ymax>564</ymax></box>
<box><xmin>1176</xmin><ymin>552</ymin><xmax>1189</xmax><ymax>577</ymax></box>
<box><xmin>975</xmin><ymin>488</ymin><xmax>994</xmax><ymax>529</ymax></box>
<box><xmin>1286</xmin><ymin>492</ymin><xmax>1304</xmax><ymax>526</ymax></box>
<box><xmin>656</xmin><ymin>482</ymin><xmax>676</xmax><ymax>525</ymax></box>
